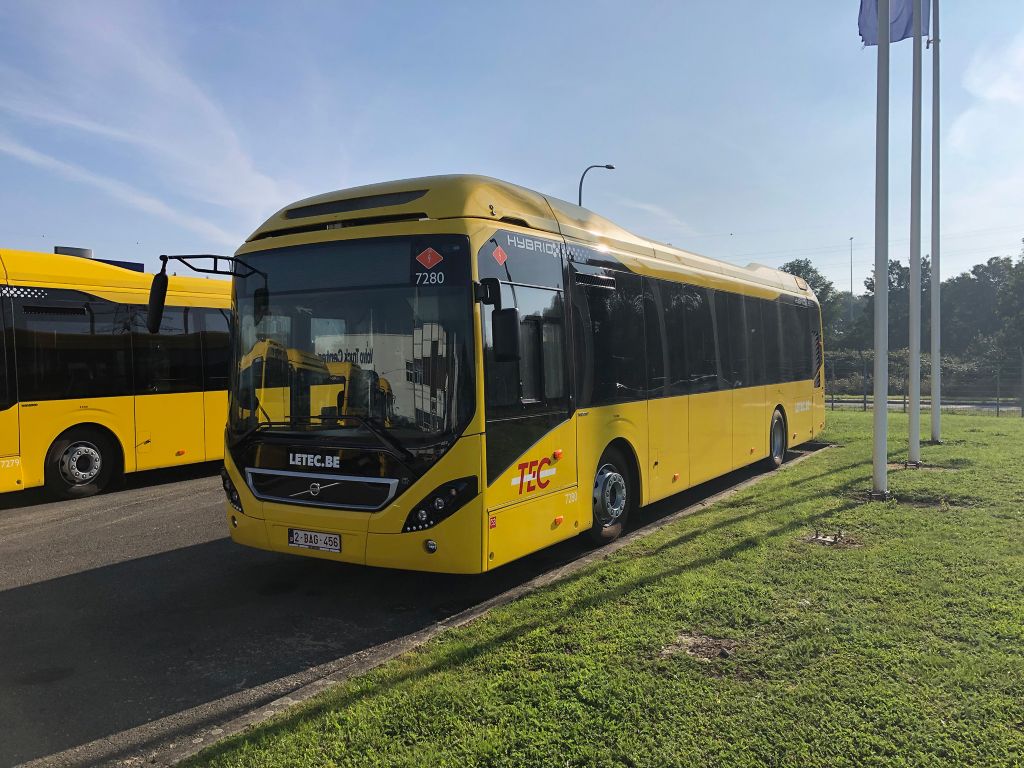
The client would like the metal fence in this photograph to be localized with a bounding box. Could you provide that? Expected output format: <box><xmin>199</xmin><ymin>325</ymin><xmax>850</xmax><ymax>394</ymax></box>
<box><xmin>825</xmin><ymin>353</ymin><xmax>1024</xmax><ymax>417</ymax></box>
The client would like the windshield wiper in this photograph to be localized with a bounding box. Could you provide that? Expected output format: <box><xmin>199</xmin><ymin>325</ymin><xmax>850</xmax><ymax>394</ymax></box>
<box><xmin>227</xmin><ymin>419</ymin><xmax>294</xmax><ymax>448</ymax></box>
<box><xmin>317</xmin><ymin>414</ymin><xmax>416</xmax><ymax>463</ymax></box>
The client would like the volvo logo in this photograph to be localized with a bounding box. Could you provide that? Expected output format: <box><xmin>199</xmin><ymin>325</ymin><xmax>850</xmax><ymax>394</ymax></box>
<box><xmin>308</xmin><ymin>482</ymin><xmax>321</xmax><ymax>497</ymax></box>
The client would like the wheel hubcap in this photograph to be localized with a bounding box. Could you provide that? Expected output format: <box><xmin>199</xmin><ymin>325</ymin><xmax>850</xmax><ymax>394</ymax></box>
<box><xmin>60</xmin><ymin>442</ymin><xmax>102</xmax><ymax>485</ymax></box>
<box><xmin>772</xmin><ymin>422</ymin><xmax>784</xmax><ymax>459</ymax></box>
<box><xmin>593</xmin><ymin>463</ymin><xmax>627</xmax><ymax>527</ymax></box>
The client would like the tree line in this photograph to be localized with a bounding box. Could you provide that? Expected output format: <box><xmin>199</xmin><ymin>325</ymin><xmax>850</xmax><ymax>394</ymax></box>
<box><xmin>781</xmin><ymin>238</ymin><xmax>1024</xmax><ymax>366</ymax></box>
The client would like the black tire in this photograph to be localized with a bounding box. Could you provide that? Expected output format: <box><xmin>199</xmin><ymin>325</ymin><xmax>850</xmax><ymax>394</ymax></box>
<box><xmin>587</xmin><ymin>446</ymin><xmax>635</xmax><ymax>545</ymax></box>
<box><xmin>44</xmin><ymin>428</ymin><xmax>118</xmax><ymax>499</ymax></box>
<box><xmin>764</xmin><ymin>409</ymin><xmax>787</xmax><ymax>471</ymax></box>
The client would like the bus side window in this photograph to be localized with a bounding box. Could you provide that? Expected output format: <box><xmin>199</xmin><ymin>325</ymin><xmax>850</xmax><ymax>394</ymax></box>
<box><xmin>711</xmin><ymin>291</ymin><xmax>732</xmax><ymax>390</ymax></box>
<box><xmin>132</xmin><ymin>306</ymin><xmax>204</xmax><ymax>394</ymax></box>
<box><xmin>15</xmin><ymin>297</ymin><xmax>133</xmax><ymax>400</ymax></box>
<box><xmin>683</xmin><ymin>286</ymin><xmax>717</xmax><ymax>394</ymax></box>
<box><xmin>779</xmin><ymin>300</ymin><xmax>810</xmax><ymax>382</ymax></box>
<box><xmin>722</xmin><ymin>292</ymin><xmax>750</xmax><ymax>389</ymax></box>
<box><xmin>745</xmin><ymin>296</ymin><xmax>767</xmax><ymax>386</ymax></box>
<box><xmin>762</xmin><ymin>298</ymin><xmax>782</xmax><ymax>385</ymax></box>
<box><xmin>573</xmin><ymin>269</ymin><xmax>644</xmax><ymax>406</ymax></box>
<box><xmin>810</xmin><ymin>304</ymin><xmax>823</xmax><ymax>387</ymax></box>
<box><xmin>643</xmin><ymin>280</ymin><xmax>668</xmax><ymax>398</ymax></box>
<box><xmin>483</xmin><ymin>285</ymin><xmax>566</xmax><ymax>416</ymax></box>
<box><xmin>660</xmin><ymin>281</ymin><xmax>690</xmax><ymax>397</ymax></box>
<box><xmin>200</xmin><ymin>308</ymin><xmax>231</xmax><ymax>391</ymax></box>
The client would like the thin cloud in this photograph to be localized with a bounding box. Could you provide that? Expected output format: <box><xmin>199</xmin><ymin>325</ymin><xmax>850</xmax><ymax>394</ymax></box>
<box><xmin>0</xmin><ymin>2</ymin><xmax>301</xmax><ymax>224</ymax></box>
<box><xmin>615</xmin><ymin>197</ymin><xmax>697</xmax><ymax>238</ymax></box>
<box><xmin>0</xmin><ymin>132</ymin><xmax>240</xmax><ymax>246</ymax></box>
<box><xmin>946</xmin><ymin>28</ymin><xmax>1024</xmax><ymax>249</ymax></box>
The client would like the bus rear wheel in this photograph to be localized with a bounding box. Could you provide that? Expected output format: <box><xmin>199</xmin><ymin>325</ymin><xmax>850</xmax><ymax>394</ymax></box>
<box><xmin>587</xmin><ymin>446</ymin><xmax>634</xmax><ymax>545</ymax></box>
<box><xmin>764</xmin><ymin>409</ymin><xmax>787</xmax><ymax>471</ymax></box>
<box><xmin>45</xmin><ymin>428</ymin><xmax>117</xmax><ymax>499</ymax></box>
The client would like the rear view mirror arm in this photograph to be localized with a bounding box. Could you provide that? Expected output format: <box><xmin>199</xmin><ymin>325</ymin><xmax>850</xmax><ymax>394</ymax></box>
<box><xmin>158</xmin><ymin>253</ymin><xmax>267</xmax><ymax>281</ymax></box>
<box><xmin>147</xmin><ymin>253</ymin><xmax>269</xmax><ymax>334</ymax></box>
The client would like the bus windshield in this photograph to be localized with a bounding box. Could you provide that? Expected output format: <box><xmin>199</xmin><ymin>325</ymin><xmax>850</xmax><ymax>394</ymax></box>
<box><xmin>231</xmin><ymin>235</ymin><xmax>475</xmax><ymax>447</ymax></box>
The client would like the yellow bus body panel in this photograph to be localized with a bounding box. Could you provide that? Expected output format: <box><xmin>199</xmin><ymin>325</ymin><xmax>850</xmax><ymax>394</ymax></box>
<box><xmin>732</xmin><ymin>385</ymin><xmax>768</xmax><ymax>470</ymax></box>
<box><xmin>646</xmin><ymin>395</ymin><xmax>690</xmax><ymax>502</ymax></box>
<box><xmin>203</xmin><ymin>390</ymin><xmax>228</xmax><ymax>460</ymax></box>
<box><xmin>135</xmin><ymin>392</ymin><xmax>208</xmax><ymax>468</ymax></box>
<box><xmin>225</xmin><ymin>433</ymin><xmax>488</xmax><ymax>573</ymax></box>
<box><xmin>484</xmin><ymin>418</ymin><xmax>582</xmax><ymax>569</ymax></box>
<box><xmin>12</xmin><ymin>397</ymin><xmax>137</xmax><ymax>489</ymax></box>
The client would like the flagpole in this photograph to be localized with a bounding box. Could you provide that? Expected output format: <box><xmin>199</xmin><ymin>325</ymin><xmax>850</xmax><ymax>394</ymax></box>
<box><xmin>873</xmin><ymin>0</ymin><xmax>890</xmax><ymax>496</ymax></box>
<box><xmin>930</xmin><ymin>0</ymin><xmax>941</xmax><ymax>443</ymax></box>
<box><xmin>909</xmin><ymin>0</ymin><xmax>922</xmax><ymax>465</ymax></box>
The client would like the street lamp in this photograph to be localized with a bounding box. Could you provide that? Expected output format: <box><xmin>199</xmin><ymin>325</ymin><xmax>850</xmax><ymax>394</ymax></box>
<box><xmin>578</xmin><ymin>164</ymin><xmax>615</xmax><ymax>207</ymax></box>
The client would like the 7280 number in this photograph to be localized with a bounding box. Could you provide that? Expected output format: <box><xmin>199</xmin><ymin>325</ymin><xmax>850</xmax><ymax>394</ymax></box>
<box><xmin>414</xmin><ymin>271</ymin><xmax>445</xmax><ymax>285</ymax></box>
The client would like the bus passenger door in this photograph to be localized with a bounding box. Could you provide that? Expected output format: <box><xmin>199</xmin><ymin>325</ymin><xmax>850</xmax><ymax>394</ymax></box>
<box><xmin>644</xmin><ymin>279</ymin><xmax>688</xmax><ymax>501</ymax></box>
<box><xmin>133</xmin><ymin>306</ymin><xmax>207</xmax><ymax>470</ymax></box>
<box><xmin>479</xmin><ymin>232</ymin><xmax>578</xmax><ymax>569</ymax></box>
<box><xmin>686</xmin><ymin>287</ymin><xmax>732</xmax><ymax>485</ymax></box>
<box><xmin>570</xmin><ymin>264</ymin><xmax>649</xmax><ymax>511</ymax></box>
<box><xmin>728</xmin><ymin>294</ymin><xmax>765</xmax><ymax>469</ymax></box>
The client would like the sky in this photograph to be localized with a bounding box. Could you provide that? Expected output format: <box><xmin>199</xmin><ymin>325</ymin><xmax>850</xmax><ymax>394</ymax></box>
<box><xmin>1</xmin><ymin>1</ymin><xmax>1023</xmax><ymax>294</ymax></box>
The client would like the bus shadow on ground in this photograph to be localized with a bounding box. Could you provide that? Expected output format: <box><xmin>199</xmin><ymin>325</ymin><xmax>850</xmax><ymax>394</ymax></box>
<box><xmin>0</xmin><ymin>460</ymin><xmax>224</xmax><ymax>511</ymax></box>
<box><xmin>0</xmin><ymin>448</ymin><xmax>821</xmax><ymax>767</ymax></box>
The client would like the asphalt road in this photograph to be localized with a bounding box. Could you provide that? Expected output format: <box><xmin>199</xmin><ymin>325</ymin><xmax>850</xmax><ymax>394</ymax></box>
<box><xmin>0</xmin><ymin>457</ymin><xmax>787</xmax><ymax>767</ymax></box>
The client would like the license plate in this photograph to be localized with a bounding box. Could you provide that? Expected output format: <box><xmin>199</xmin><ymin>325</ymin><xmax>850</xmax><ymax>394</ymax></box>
<box><xmin>287</xmin><ymin>528</ymin><xmax>341</xmax><ymax>553</ymax></box>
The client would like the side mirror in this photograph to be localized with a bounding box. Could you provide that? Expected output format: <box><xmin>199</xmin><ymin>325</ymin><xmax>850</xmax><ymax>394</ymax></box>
<box><xmin>491</xmin><ymin>307</ymin><xmax>520</xmax><ymax>362</ymax></box>
<box><xmin>147</xmin><ymin>270</ymin><xmax>169</xmax><ymax>334</ymax></box>
<box><xmin>253</xmin><ymin>286</ymin><xmax>270</xmax><ymax>326</ymax></box>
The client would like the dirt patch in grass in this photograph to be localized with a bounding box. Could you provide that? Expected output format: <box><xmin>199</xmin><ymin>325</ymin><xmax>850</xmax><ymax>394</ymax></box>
<box><xmin>803</xmin><ymin>529</ymin><xmax>861</xmax><ymax>548</ymax></box>
<box><xmin>897</xmin><ymin>490</ymin><xmax>976</xmax><ymax>509</ymax></box>
<box><xmin>659</xmin><ymin>632</ymin><xmax>738</xmax><ymax>661</ymax></box>
<box><xmin>887</xmin><ymin>462</ymin><xmax>962</xmax><ymax>472</ymax></box>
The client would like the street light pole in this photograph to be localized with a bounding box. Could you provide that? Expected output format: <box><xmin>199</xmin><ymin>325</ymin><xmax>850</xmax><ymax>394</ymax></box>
<box><xmin>850</xmin><ymin>236</ymin><xmax>855</xmax><ymax>324</ymax></box>
<box><xmin>578</xmin><ymin>164</ymin><xmax>615</xmax><ymax>207</ymax></box>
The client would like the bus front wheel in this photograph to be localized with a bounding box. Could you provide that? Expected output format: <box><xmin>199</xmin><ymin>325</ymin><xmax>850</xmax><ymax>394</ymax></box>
<box><xmin>587</xmin><ymin>446</ymin><xmax>634</xmax><ymax>545</ymax></box>
<box><xmin>765</xmin><ymin>410</ymin><xmax>787</xmax><ymax>471</ymax></box>
<box><xmin>45</xmin><ymin>428</ymin><xmax>117</xmax><ymax>499</ymax></box>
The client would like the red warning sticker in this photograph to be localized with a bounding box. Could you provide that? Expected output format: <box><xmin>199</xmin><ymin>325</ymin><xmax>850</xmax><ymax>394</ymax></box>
<box><xmin>492</xmin><ymin>246</ymin><xmax>508</xmax><ymax>266</ymax></box>
<box><xmin>489</xmin><ymin>516</ymin><xmax>497</xmax><ymax>529</ymax></box>
<box><xmin>415</xmin><ymin>247</ymin><xmax>444</xmax><ymax>269</ymax></box>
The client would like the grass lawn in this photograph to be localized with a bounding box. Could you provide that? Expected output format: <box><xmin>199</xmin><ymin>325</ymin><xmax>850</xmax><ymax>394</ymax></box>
<box><xmin>191</xmin><ymin>412</ymin><xmax>1024</xmax><ymax>767</ymax></box>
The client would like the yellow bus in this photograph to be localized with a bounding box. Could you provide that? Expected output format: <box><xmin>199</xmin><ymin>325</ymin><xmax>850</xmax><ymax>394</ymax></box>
<box><xmin>0</xmin><ymin>248</ymin><xmax>231</xmax><ymax>498</ymax></box>
<box><xmin>154</xmin><ymin>175</ymin><xmax>823</xmax><ymax>572</ymax></box>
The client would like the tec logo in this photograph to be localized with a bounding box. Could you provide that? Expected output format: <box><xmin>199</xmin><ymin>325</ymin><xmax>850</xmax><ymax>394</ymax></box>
<box><xmin>511</xmin><ymin>455</ymin><xmax>558</xmax><ymax>494</ymax></box>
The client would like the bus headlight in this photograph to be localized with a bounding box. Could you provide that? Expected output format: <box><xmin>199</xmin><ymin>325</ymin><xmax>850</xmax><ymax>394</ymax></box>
<box><xmin>221</xmin><ymin>467</ymin><xmax>243</xmax><ymax>513</ymax></box>
<box><xmin>402</xmin><ymin>476</ymin><xmax>478</xmax><ymax>532</ymax></box>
